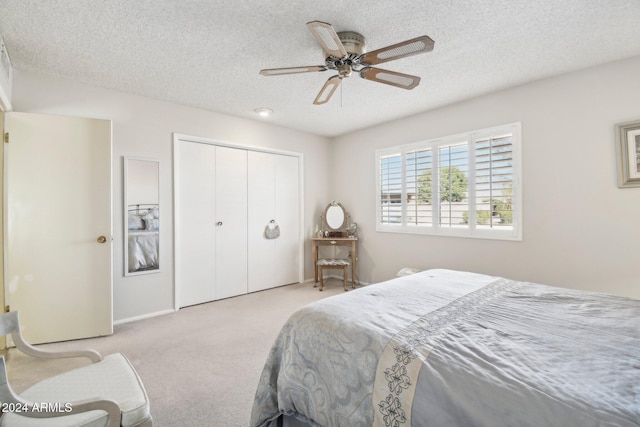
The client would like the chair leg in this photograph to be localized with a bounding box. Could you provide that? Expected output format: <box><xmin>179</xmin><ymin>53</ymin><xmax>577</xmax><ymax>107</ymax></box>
<box><xmin>135</xmin><ymin>417</ymin><xmax>154</xmax><ymax>427</ymax></box>
<box><xmin>351</xmin><ymin>264</ymin><xmax>355</xmax><ymax>289</ymax></box>
<box><xmin>319</xmin><ymin>267</ymin><xmax>324</xmax><ymax>291</ymax></box>
<box><xmin>313</xmin><ymin>265</ymin><xmax>318</xmax><ymax>288</ymax></box>
<box><xmin>343</xmin><ymin>266</ymin><xmax>348</xmax><ymax>291</ymax></box>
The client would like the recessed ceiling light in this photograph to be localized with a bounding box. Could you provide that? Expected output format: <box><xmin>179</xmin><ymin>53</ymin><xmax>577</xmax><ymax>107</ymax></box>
<box><xmin>255</xmin><ymin>107</ymin><xmax>273</xmax><ymax>117</ymax></box>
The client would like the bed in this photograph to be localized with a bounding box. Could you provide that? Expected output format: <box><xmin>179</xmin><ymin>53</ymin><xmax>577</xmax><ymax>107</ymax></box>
<box><xmin>250</xmin><ymin>269</ymin><xmax>640</xmax><ymax>427</ymax></box>
<box><xmin>127</xmin><ymin>204</ymin><xmax>159</xmax><ymax>272</ymax></box>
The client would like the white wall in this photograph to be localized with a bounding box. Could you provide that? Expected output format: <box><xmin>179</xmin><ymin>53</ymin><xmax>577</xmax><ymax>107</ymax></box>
<box><xmin>12</xmin><ymin>69</ymin><xmax>332</xmax><ymax>321</ymax></box>
<box><xmin>10</xmin><ymin>55</ymin><xmax>640</xmax><ymax>323</ymax></box>
<box><xmin>126</xmin><ymin>159</ymin><xmax>158</xmax><ymax>205</ymax></box>
<box><xmin>333</xmin><ymin>55</ymin><xmax>640</xmax><ymax>299</ymax></box>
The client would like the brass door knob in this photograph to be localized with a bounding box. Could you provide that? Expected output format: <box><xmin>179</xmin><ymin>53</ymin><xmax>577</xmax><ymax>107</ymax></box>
<box><xmin>97</xmin><ymin>236</ymin><xmax>107</xmax><ymax>243</ymax></box>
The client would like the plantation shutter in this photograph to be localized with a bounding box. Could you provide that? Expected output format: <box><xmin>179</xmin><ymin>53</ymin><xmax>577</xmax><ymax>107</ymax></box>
<box><xmin>474</xmin><ymin>134</ymin><xmax>514</xmax><ymax>230</ymax></box>
<box><xmin>406</xmin><ymin>148</ymin><xmax>433</xmax><ymax>225</ymax></box>
<box><xmin>375</xmin><ymin>123</ymin><xmax>520</xmax><ymax>240</ymax></box>
<box><xmin>379</xmin><ymin>153</ymin><xmax>402</xmax><ymax>224</ymax></box>
<box><xmin>438</xmin><ymin>142</ymin><xmax>469</xmax><ymax>228</ymax></box>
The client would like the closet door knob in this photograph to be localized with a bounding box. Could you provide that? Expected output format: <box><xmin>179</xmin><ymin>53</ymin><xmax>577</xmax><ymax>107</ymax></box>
<box><xmin>216</xmin><ymin>221</ymin><xmax>223</xmax><ymax>226</ymax></box>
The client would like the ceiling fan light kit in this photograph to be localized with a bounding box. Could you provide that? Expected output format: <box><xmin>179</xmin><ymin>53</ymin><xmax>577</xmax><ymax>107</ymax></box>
<box><xmin>260</xmin><ymin>21</ymin><xmax>434</xmax><ymax>105</ymax></box>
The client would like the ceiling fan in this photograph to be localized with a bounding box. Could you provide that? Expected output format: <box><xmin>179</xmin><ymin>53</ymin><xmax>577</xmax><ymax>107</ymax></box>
<box><xmin>260</xmin><ymin>21</ymin><xmax>435</xmax><ymax>105</ymax></box>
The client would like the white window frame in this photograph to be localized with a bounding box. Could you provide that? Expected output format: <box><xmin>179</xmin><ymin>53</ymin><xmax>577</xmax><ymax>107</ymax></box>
<box><xmin>375</xmin><ymin>122</ymin><xmax>522</xmax><ymax>241</ymax></box>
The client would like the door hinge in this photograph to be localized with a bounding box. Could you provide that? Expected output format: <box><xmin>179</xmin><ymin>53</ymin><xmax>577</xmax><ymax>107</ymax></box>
<box><xmin>4</xmin><ymin>305</ymin><xmax>10</xmax><ymax>313</ymax></box>
<box><xmin>3</xmin><ymin>132</ymin><xmax>8</xmax><ymax>143</ymax></box>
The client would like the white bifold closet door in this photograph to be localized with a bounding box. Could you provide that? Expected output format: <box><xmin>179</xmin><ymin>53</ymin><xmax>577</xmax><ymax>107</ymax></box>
<box><xmin>247</xmin><ymin>151</ymin><xmax>299</xmax><ymax>292</ymax></box>
<box><xmin>176</xmin><ymin>138</ymin><xmax>300</xmax><ymax>308</ymax></box>
<box><xmin>176</xmin><ymin>143</ymin><xmax>248</xmax><ymax>306</ymax></box>
<box><xmin>214</xmin><ymin>146</ymin><xmax>248</xmax><ymax>300</ymax></box>
<box><xmin>176</xmin><ymin>141</ymin><xmax>217</xmax><ymax>306</ymax></box>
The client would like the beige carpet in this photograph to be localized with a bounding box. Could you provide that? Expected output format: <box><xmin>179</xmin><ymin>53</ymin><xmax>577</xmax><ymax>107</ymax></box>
<box><xmin>5</xmin><ymin>280</ymin><xmax>348</xmax><ymax>426</ymax></box>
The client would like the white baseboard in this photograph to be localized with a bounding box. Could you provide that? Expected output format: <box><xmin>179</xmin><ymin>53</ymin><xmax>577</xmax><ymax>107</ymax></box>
<box><xmin>113</xmin><ymin>279</ymin><xmax>373</xmax><ymax>327</ymax></box>
<box><xmin>113</xmin><ymin>308</ymin><xmax>176</xmax><ymax>326</ymax></box>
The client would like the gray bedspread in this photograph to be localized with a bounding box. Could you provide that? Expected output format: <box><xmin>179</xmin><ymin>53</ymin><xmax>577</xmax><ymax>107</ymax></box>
<box><xmin>128</xmin><ymin>230</ymin><xmax>159</xmax><ymax>272</ymax></box>
<box><xmin>250</xmin><ymin>269</ymin><xmax>640</xmax><ymax>427</ymax></box>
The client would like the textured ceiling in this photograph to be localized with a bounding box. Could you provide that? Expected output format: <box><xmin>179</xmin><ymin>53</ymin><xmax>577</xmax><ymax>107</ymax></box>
<box><xmin>1</xmin><ymin>0</ymin><xmax>640</xmax><ymax>137</ymax></box>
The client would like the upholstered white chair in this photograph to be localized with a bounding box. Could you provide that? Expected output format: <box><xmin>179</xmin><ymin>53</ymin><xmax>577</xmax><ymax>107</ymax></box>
<box><xmin>316</xmin><ymin>258</ymin><xmax>353</xmax><ymax>292</ymax></box>
<box><xmin>0</xmin><ymin>311</ymin><xmax>152</xmax><ymax>427</ymax></box>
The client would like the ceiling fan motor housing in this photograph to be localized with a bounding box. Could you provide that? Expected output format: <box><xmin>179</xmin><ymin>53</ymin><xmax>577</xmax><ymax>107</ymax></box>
<box><xmin>335</xmin><ymin>31</ymin><xmax>365</xmax><ymax>56</ymax></box>
<box><xmin>324</xmin><ymin>31</ymin><xmax>366</xmax><ymax>77</ymax></box>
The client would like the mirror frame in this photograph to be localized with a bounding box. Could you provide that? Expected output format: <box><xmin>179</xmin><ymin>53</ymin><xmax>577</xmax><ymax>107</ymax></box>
<box><xmin>123</xmin><ymin>156</ymin><xmax>160</xmax><ymax>276</ymax></box>
<box><xmin>322</xmin><ymin>201</ymin><xmax>348</xmax><ymax>234</ymax></box>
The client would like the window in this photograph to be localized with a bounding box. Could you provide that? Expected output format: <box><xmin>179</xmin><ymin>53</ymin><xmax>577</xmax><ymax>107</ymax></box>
<box><xmin>376</xmin><ymin>123</ymin><xmax>521</xmax><ymax>240</ymax></box>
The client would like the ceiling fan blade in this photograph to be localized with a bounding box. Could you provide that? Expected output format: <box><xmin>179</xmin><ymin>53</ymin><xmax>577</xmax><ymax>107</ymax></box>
<box><xmin>260</xmin><ymin>65</ymin><xmax>327</xmax><ymax>76</ymax></box>
<box><xmin>360</xmin><ymin>67</ymin><xmax>421</xmax><ymax>90</ymax></box>
<box><xmin>306</xmin><ymin>21</ymin><xmax>347</xmax><ymax>59</ymax></box>
<box><xmin>360</xmin><ymin>35</ymin><xmax>434</xmax><ymax>65</ymax></box>
<box><xmin>313</xmin><ymin>75</ymin><xmax>341</xmax><ymax>105</ymax></box>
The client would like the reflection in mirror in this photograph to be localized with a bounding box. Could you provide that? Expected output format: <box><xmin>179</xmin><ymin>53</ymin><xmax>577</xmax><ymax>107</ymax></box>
<box><xmin>326</xmin><ymin>204</ymin><xmax>345</xmax><ymax>230</ymax></box>
<box><xmin>322</xmin><ymin>201</ymin><xmax>349</xmax><ymax>236</ymax></box>
<box><xmin>124</xmin><ymin>157</ymin><xmax>160</xmax><ymax>275</ymax></box>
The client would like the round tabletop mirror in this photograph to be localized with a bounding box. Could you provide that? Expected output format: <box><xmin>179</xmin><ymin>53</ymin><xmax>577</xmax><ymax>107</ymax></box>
<box><xmin>323</xmin><ymin>201</ymin><xmax>347</xmax><ymax>231</ymax></box>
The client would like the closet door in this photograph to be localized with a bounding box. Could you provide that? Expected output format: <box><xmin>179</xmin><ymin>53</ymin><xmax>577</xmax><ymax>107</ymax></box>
<box><xmin>275</xmin><ymin>154</ymin><xmax>300</xmax><ymax>285</ymax></box>
<box><xmin>214</xmin><ymin>146</ymin><xmax>248</xmax><ymax>299</ymax></box>
<box><xmin>248</xmin><ymin>152</ymin><xmax>300</xmax><ymax>292</ymax></box>
<box><xmin>176</xmin><ymin>141</ymin><xmax>216</xmax><ymax>307</ymax></box>
<box><xmin>247</xmin><ymin>151</ymin><xmax>277</xmax><ymax>292</ymax></box>
<box><xmin>176</xmin><ymin>137</ymin><xmax>301</xmax><ymax>306</ymax></box>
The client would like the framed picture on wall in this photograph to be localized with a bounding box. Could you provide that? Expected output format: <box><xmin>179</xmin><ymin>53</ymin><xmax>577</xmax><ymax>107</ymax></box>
<box><xmin>615</xmin><ymin>119</ymin><xmax>640</xmax><ymax>188</ymax></box>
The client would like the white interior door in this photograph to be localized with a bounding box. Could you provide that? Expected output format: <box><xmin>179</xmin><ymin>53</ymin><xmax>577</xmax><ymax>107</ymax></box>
<box><xmin>248</xmin><ymin>151</ymin><xmax>277</xmax><ymax>292</ymax></box>
<box><xmin>215</xmin><ymin>146</ymin><xmax>248</xmax><ymax>299</ymax></box>
<box><xmin>175</xmin><ymin>141</ymin><xmax>216</xmax><ymax>307</ymax></box>
<box><xmin>4</xmin><ymin>112</ymin><xmax>112</xmax><ymax>344</ymax></box>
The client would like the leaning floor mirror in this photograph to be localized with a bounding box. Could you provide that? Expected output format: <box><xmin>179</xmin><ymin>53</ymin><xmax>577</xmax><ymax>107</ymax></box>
<box><xmin>124</xmin><ymin>157</ymin><xmax>160</xmax><ymax>275</ymax></box>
